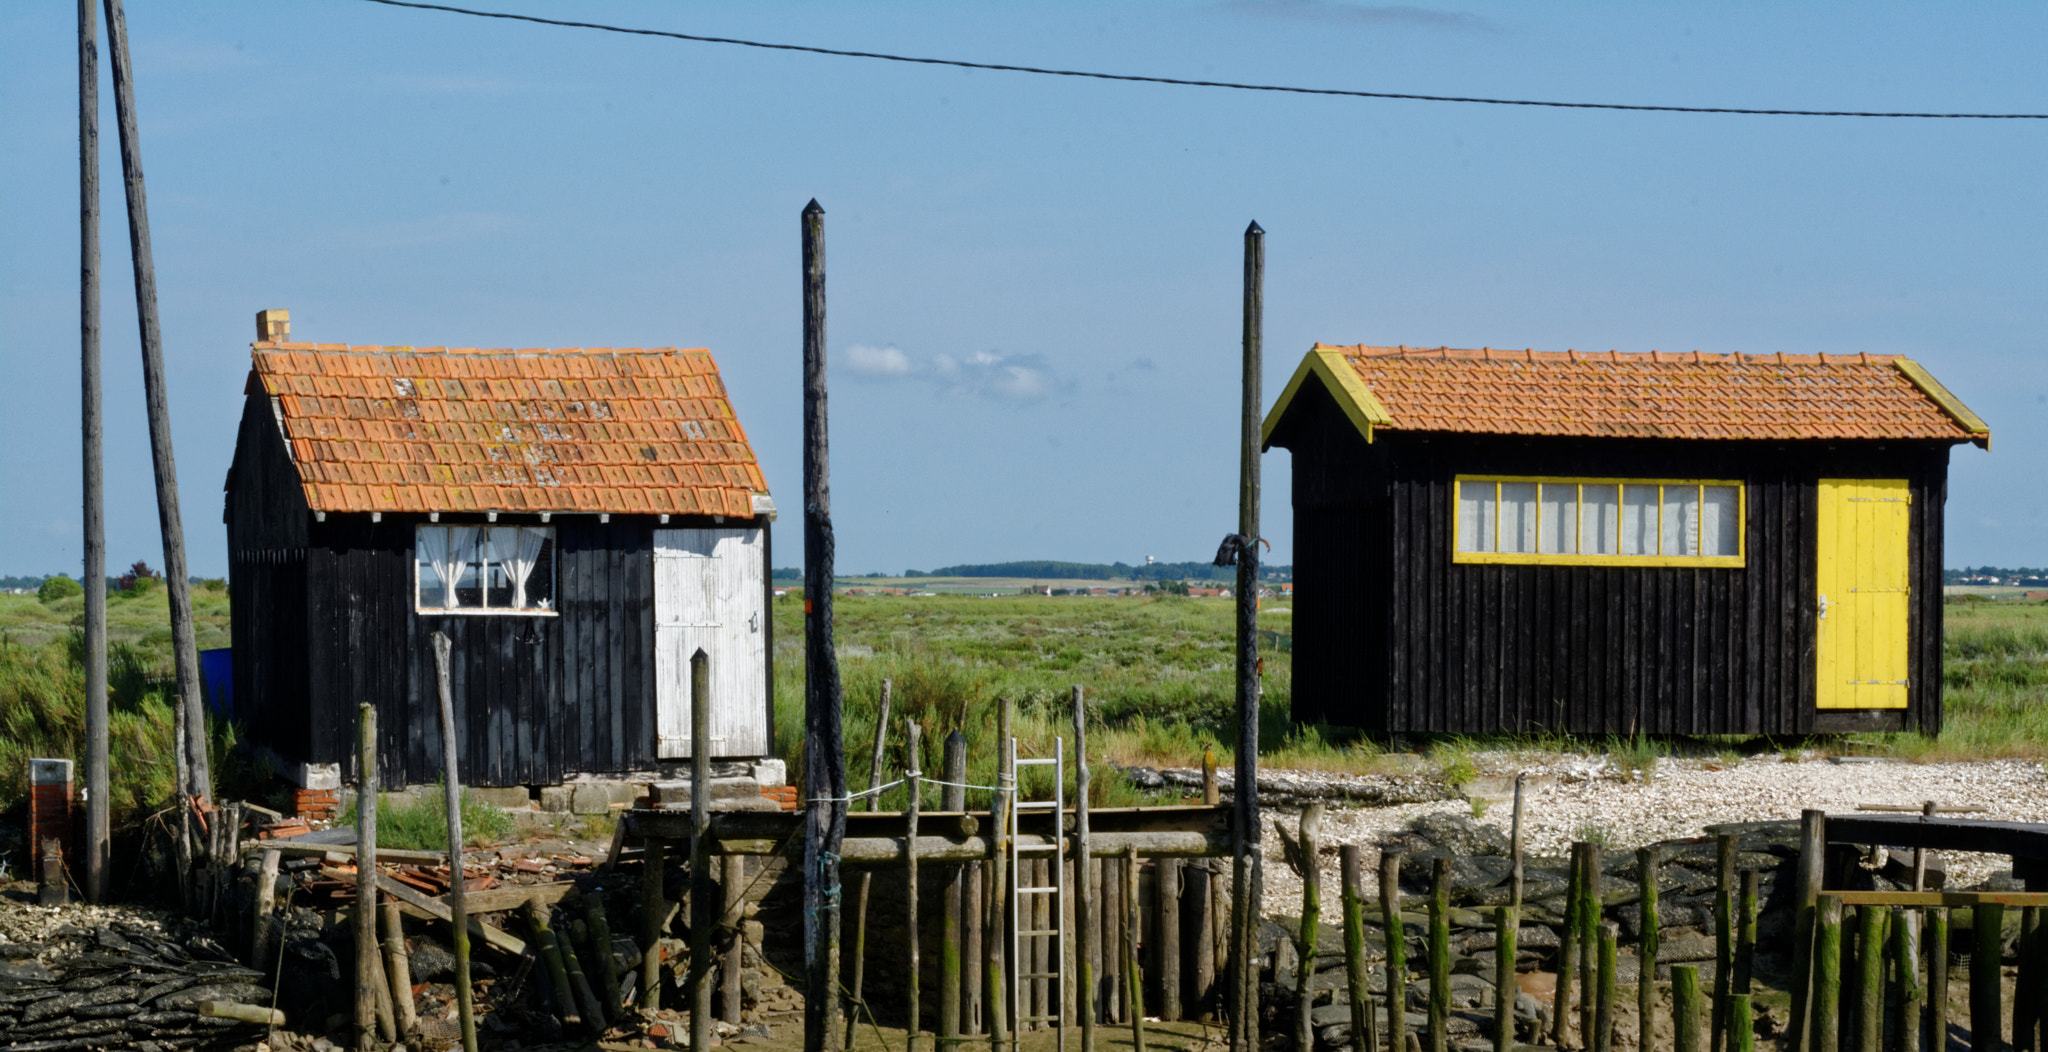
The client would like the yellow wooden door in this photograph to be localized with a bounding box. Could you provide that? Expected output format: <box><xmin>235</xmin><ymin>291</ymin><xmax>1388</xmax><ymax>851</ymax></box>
<box><xmin>1815</xmin><ymin>479</ymin><xmax>1911</xmax><ymax>709</ymax></box>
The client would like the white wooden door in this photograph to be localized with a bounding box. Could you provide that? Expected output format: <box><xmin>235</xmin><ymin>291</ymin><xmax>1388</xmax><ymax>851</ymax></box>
<box><xmin>653</xmin><ymin>527</ymin><xmax>768</xmax><ymax>758</ymax></box>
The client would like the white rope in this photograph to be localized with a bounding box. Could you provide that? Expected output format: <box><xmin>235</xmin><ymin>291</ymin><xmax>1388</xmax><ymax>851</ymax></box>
<box><xmin>807</xmin><ymin>777</ymin><xmax>907</xmax><ymax>804</ymax></box>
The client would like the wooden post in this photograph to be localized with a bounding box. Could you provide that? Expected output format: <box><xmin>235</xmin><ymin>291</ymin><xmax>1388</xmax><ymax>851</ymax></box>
<box><xmin>1556</xmin><ymin>844</ymin><xmax>1581</xmax><ymax>1049</ymax></box>
<box><xmin>1581</xmin><ymin>842</ymin><xmax>1601</xmax><ymax>1048</ymax></box>
<box><xmin>1714</xmin><ymin>833</ymin><xmax>1736</xmax><ymax>1052</ymax></box>
<box><xmin>1429</xmin><ymin>855</ymin><xmax>1451</xmax><ymax>1052</ymax></box>
<box><xmin>2018</xmin><ymin>908</ymin><xmax>2040</xmax><ymax>1052</ymax></box>
<box><xmin>1972</xmin><ymin>903</ymin><xmax>2005</xmax><ymax>1052</ymax></box>
<box><xmin>1160</xmin><ymin>858</ymin><xmax>1182</xmax><ymax>1023</ymax></box>
<box><xmin>907</xmin><ymin>720</ymin><xmax>924</xmax><ymax>1052</ymax></box>
<box><xmin>1728</xmin><ymin>994</ymin><xmax>1753</xmax><ymax>1052</ymax></box>
<box><xmin>1640</xmin><ymin>845</ymin><xmax>1661</xmax><ymax>1052</ymax></box>
<box><xmin>1493</xmin><ymin>906</ymin><xmax>1517</xmax><ymax>1052</ymax></box>
<box><xmin>1383</xmin><ymin>851</ymin><xmax>1407</xmax><ymax>1052</ymax></box>
<box><xmin>1204</xmin><ymin>744</ymin><xmax>1226</xmax><ymax>1015</ymax></box>
<box><xmin>1915</xmin><ymin>802</ymin><xmax>1936</xmax><ymax>891</ymax></box>
<box><xmin>383</xmin><ymin>900</ymin><xmax>418</xmax><ymax>1036</ymax></box>
<box><xmin>1674</xmin><ymin>965</ymin><xmax>1703</xmax><ymax>1052</ymax></box>
<box><xmin>1072</xmin><ymin>688</ymin><xmax>1096</xmax><ymax>1051</ymax></box>
<box><xmin>849</xmin><ymin>680</ymin><xmax>893</xmax><ymax>1048</ymax></box>
<box><xmin>1790</xmin><ymin>809</ymin><xmax>1826</xmax><ymax>1052</ymax></box>
<box><xmin>1295</xmin><ymin>804</ymin><xmax>1325</xmax><ymax>1052</ymax></box>
<box><xmin>101</xmin><ymin>0</ymin><xmax>209</xmax><ymax>807</ymax></box>
<box><xmin>528</xmin><ymin>900</ymin><xmax>582</xmax><ymax>1027</ymax></box>
<box><xmin>724</xmin><ymin>855</ymin><xmax>747</xmax><ymax>1024</ymax></box>
<box><xmin>944</xmin><ymin>729</ymin><xmax>969</xmax><ymax>1049</ymax></box>
<box><xmin>77</xmin><ymin>0</ymin><xmax>109</xmax><ymax>908</ymax></box>
<box><xmin>558</xmin><ymin>911</ymin><xmax>609</xmax><ymax>1028</ymax></box>
<box><xmin>1509</xmin><ymin>773</ymin><xmax>1526</xmax><ymax>909</ymax></box>
<box><xmin>1191</xmin><ymin>748</ymin><xmax>1217</xmax><ymax>1023</ymax></box>
<box><xmin>1105</xmin><ymin>855</ymin><xmax>1123</xmax><ymax>1024</ymax></box>
<box><xmin>690</xmin><ymin>644</ymin><xmax>722</xmax><ymax>1041</ymax></box>
<box><xmin>1596</xmin><ymin>921</ymin><xmax>1617</xmax><ymax>1052</ymax></box>
<box><xmin>801</xmin><ymin>196</ymin><xmax>849</xmax><ymax>1052</ymax></box>
<box><xmin>1127</xmin><ymin>845</ymin><xmax>1147</xmax><ymax>1052</ymax></box>
<box><xmin>967</xmin><ymin>858</ymin><xmax>983</xmax><ymax>1035</ymax></box>
<box><xmin>1895</xmin><ymin>907</ymin><xmax>1924</xmax><ymax>1052</ymax></box>
<box><xmin>585</xmin><ymin>893</ymin><xmax>624</xmax><ymax>1020</ymax></box>
<box><xmin>1342</xmin><ymin>848</ymin><xmax>1373</xmax><ymax>1052</ymax></box>
<box><xmin>1814</xmin><ymin>896</ymin><xmax>1843</xmax><ymax>1052</ymax></box>
<box><xmin>1736</xmin><ymin>869</ymin><xmax>1759</xmax><ymax>996</ymax></box>
<box><xmin>354</xmin><ymin>703</ymin><xmax>378</xmax><ymax>1050</ymax></box>
<box><xmin>1855</xmin><ymin>905</ymin><xmax>1888</xmax><ymax>1052</ymax></box>
<box><xmin>365</xmin><ymin>905</ymin><xmax>398</xmax><ymax>1042</ymax></box>
<box><xmin>1229</xmin><ymin>219</ymin><xmax>1265</xmax><ymax>1052</ymax></box>
<box><xmin>252</xmin><ymin>847</ymin><xmax>282</xmax><ymax>970</ymax></box>
<box><xmin>985</xmin><ymin>697</ymin><xmax>1012</xmax><ymax>1052</ymax></box>
<box><xmin>1927</xmin><ymin>907</ymin><xmax>1949</xmax><ymax>1052</ymax></box>
<box><xmin>432</xmin><ymin>633</ymin><xmax>478</xmax><ymax>1052</ymax></box>
<box><xmin>643</xmin><ymin>835</ymin><xmax>666</xmax><ymax>1015</ymax></box>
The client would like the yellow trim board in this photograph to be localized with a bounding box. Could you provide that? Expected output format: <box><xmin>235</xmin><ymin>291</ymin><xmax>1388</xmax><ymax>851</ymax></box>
<box><xmin>1261</xmin><ymin>345</ymin><xmax>1394</xmax><ymax>449</ymax></box>
<box><xmin>1894</xmin><ymin>358</ymin><xmax>1991</xmax><ymax>449</ymax></box>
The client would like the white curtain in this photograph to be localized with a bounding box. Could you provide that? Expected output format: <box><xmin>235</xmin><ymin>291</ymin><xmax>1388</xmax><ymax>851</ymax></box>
<box><xmin>417</xmin><ymin>526</ymin><xmax>448</xmax><ymax>606</ymax></box>
<box><xmin>492</xmin><ymin>526</ymin><xmax>547</xmax><ymax>609</ymax></box>
<box><xmin>444</xmin><ymin>526</ymin><xmax>479</xmax><ymax>606</ymax></box>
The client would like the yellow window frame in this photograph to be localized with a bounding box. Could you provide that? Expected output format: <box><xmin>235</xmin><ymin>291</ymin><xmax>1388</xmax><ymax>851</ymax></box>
<box><xmin>1451</xmin><ymin>474</ymin><xmax>1747</xmax><ymax>567</ymax></box>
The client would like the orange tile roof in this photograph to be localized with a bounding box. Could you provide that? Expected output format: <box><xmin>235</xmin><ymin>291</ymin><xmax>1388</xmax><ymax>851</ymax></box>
<box><xmin>1266</xmin><ymin>344</ymin><xmax>1989</xmax><ymax>445</ymax></box>
<box><xmin>249</xmin><ymin>343</ymin><xmax>769</xmax><ymax>516</ymax></box>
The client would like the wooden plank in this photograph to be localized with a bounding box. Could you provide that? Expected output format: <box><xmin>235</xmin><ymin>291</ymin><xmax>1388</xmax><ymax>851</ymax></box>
<box><xmin>327</xmin><ymin>867</ymin><xmax>528</xmax><ymax>955</ymax></box>
<box><xmin>1828</xmin><ymin>890</ymin><xmax>2048</xmax><ymax>908</ymax></box>
<box><xmin>1824</xmin><ymin>816</ymin><xmax>2048</xmax><ymax>861</ymax></box>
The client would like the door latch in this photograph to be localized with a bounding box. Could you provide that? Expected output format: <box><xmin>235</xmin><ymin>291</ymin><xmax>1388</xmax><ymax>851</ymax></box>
<box><xmin>1818</xmin><ymin>594</ymin><xmax>1831</xmax><ymax>620</ymax></box>
<box><xmin>749</xmin><ymin>611</ymin><xmax>760</xmax><ymax>632</ymax></box>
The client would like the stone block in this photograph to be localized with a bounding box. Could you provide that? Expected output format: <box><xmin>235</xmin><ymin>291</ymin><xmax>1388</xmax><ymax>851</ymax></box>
<box><xmin>570</xmin><ymin>783</ymin><xmax>613</xmax><ymax>815</ymax></box>
<box><xmin>469</xmin><ymin>786</ymin><xmax>534</xmax><ymax>810</ymax></box>
<box><xmin>538</xmin><ymin>785</ymin><xmax>572</xmax><ymax>813</ymax></box>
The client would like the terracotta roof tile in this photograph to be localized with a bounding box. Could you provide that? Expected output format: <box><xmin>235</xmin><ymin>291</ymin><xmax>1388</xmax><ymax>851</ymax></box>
<box><xmin>251</xmin><ymin>343</ymin><xmax>767</xmax><ymax>515</ymax></box>
<box><xmin>1307</xmin><ymin>344</ymin><xmax>1983</xmax><ymax>443</ymax></box>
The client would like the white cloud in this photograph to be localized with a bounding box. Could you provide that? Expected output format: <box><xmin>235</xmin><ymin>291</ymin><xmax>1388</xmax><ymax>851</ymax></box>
<box><xmin>841</xmin><ymin>345</ymin><xmax>1070</xmax><ymax>402</ymax></box>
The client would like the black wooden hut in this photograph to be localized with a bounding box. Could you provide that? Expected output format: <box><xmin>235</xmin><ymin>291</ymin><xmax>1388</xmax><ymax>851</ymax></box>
<box><xmin>1262</xmin><ymin>344</ymin><xmax>1990</xmax><ymax>737</ymax></box>
<box><xmin>224</xmin><ymin>310</ymin><xmax>777</xmax><ymax>789</ymax></box>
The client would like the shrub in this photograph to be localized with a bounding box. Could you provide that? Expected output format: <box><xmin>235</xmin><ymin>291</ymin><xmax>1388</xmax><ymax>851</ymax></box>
<box><xmin>37</xmin><ymin>576</ymin><xmax>81</xmax><ymax>603</ymax></box>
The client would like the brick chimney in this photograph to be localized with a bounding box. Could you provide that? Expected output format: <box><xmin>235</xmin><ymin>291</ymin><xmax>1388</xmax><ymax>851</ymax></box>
<box><xmin>256</xmin><ymin>308</ymin><xmax>290</xmax><ymax>342</ymax></box>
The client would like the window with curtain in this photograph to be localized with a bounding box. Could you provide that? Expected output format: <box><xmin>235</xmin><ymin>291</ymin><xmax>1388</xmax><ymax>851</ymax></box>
<box><xmin>416</xmin><ymin>525</ymin><xmax>557</xmax><ymax>613</ymax></box>
<box><xmin>1453</xmin><ymin>476</ymin><xmax>1744</xmax><ymax>565</ymax></box>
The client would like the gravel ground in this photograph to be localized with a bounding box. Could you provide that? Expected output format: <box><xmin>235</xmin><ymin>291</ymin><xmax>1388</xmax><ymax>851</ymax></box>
<box><xmin>1251</xmin><ymin>754</ymin><xmax>2048</xmax><ymax>914</ymax></box>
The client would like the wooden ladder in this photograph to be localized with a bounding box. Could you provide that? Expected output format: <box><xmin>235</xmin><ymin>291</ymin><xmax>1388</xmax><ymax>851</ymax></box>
<box><xmin>1007</xmin><ymin>734</ymin><xmax>1066</xmax><ymax>1052</ymax></box>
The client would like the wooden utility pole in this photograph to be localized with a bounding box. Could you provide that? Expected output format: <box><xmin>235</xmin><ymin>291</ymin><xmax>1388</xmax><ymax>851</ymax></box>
<box><xmin>102</xmin><ymin>0</ymin><xmax>210</xmax><ymax>808</ymax></box>
<box><xmin>1228</xmin><ymin>220</ymin><xmax>1265</xmax><ymax>1052</ymax></box>
<box><xmin>355</xmin><ymin>703</ymin><xmax>379</xmax><ymax>1051</ymax></box>
<box><xmin>801</xmin><ymin>198</ymin><xmax>849</xmax><ymax>1052</ymax></box>
<box><xmin>78</xmin><ymin>0</ymin><xmax>110</xmax><ymax>906</ymax></box>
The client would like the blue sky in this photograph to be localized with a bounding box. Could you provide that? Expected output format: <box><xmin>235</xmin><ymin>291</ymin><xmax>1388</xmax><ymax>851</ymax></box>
<box><xmin>3</xmin><ymin>1</ymin><xmax>2044</xmax><ymax>578</ymax></box>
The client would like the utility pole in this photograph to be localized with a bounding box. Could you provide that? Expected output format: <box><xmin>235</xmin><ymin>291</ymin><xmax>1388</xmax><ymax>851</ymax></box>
<box><xmin>79</xmin><ymin>0</ymin><xmax>110</xmax><ymax>904</ymax></box>
<box><xmin>1227</xmin><ymin>221</ymin><xmax>1264</xmax><ymax>1052</ymax></box>
<box><xmin>102</xmin><ymin>0</ymin><xmax>211</xmax><ymax>815</ymax></box>
<box><xmin>801</xmin><ymin>199</ymin><xmax>849</xmax><ymax>1052</ymax></box>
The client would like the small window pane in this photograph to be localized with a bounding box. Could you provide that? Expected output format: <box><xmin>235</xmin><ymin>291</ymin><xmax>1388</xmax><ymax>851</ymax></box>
<box><xmin>417</xmin><ymin>549</ymin><xmax>448</xmax><ymax>608</ymax></box>
<box><xmin>1620</xmin><ymin>485</ymin><xmax>1658</xmax><ymax>555</ymax></box>
<box><xmin>525</xmin><ymin>532</ymin><xmax>557</xmax><ymax>610</ymax></box>
<box><xmin>1703</xmin><ymin>486</ymin><xmax>1741</xmax><ymax>556</ymax></box>
<box><xmin>453</xmin><ymin>554</ymin><xmax>484</xmax><ymax>608</ymax></box>
<box><xmin>1662</xmin><ymin>485</ymin><xmax>1700</xmax><ymax>557</ymax></box>
<box><xmin>1582</xmin><ymin>484</ymin><xmax>1620</xmax><ymax>555</ymax></box>
<box><xmin>1458</xmin><ymin>481</ymin><xmax>1497</xmax><ymax>553</ymax></box>
<box><xmin>1539</xmin><ymin>484</ymin><xmax>1579</xmax><ymax>554</ymax></box>
<box><xmin>1499</xmin><ymin>482</ymin><xmax>1538</xmax><ymax>553</ymax></box>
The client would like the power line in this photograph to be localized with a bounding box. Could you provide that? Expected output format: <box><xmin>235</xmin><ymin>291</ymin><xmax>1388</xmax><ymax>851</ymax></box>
<box><xmin>359</xmin><ymin>0</ymin><xmax>2048</xmax><ymax>119</ymax></box>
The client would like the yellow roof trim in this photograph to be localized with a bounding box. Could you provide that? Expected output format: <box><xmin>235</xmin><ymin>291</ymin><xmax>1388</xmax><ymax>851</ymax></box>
<box><xmin>1893</xmin><ymin>358</ymin><xmax>1991</xmax><ymax>449</ymax></box>
<box><xmin>1262</xmin><ymin>344</ymin><xmax>1395</xmax><ymax>448</ymax></box>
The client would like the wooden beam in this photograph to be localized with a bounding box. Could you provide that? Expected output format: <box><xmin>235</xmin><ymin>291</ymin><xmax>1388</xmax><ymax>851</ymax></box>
<box><xmin>322</xmin><ymin>867</ymin><xmax>529</xmax><ymax>956</ymax></box>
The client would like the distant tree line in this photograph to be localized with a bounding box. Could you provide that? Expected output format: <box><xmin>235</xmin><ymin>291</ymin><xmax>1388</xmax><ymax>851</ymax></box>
<box><xmin>1946</xmin><ymin>566</ymin><xmax>2048</xmax><ymax>584</ymax></box>
<box><xmin>903</xmin><ymin>559</ymin><xmax>1292</xmax><ymax>582</ymax></box>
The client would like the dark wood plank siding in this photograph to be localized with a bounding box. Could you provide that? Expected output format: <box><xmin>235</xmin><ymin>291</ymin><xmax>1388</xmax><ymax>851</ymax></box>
<box><xmin>1271</xmin><ymin>377</ymin><xmax>1956</xmax><ymax>736</ymax></box>
<box><xmin>224</xmin><ymin>388</ymin><xmax>312</xmax><ymax>761</ymax></box>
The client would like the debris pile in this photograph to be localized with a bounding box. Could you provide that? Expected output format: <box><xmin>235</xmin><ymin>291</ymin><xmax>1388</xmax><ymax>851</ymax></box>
<box><xmin>0</xmin><ymin>918</ymin><xmax>273</xmax><ymax>1051</ymax></box>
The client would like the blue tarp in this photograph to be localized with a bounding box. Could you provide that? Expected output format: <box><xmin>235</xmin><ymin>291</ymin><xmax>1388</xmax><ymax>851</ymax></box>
<box><xmin>199</xmin><ymin>647</ymin><xmax>233</xmax><ymax>722</ymax></box>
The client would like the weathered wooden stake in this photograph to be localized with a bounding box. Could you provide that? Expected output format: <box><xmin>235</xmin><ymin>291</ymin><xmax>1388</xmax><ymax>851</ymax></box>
<box><xmin>1674</xmin><ymin>965</ymin><xmax>1703</xmax><ymax>1052</ymax></box>
<box><xmin>585</xmin><ymin>893</ymin><xmax>624</xmax><ymax>1018</ymax></box>
<box><xmin>985</xmin><ymin>697</ymin><xmax>1012</xmax><ymax>1052</ymax></box>
<box><xmin>688</xmin><ymin>649</ymin><xmax>715</xmax><ymax>1050</ymax></box>
<box><xmin>966</xmin><ymin>859</ymin><xmax>983</xmax><ymax>1035</ymax></box>
<box><xmin>1596</xmin><ymin>921</ymin><xmax>1617</xmax><ymax>1052</ymax></box>
<box><xmin>432</xmin><ymin>633</ymin><xmax>477</xmax><ymax>1052</ymax></box>
<box><xmin>642</xmin><ymin>836</ymin><xmax>666</xmax><ymax>1015</ymax></box>
<box><xmin>559</xmin><ymin>907</ymin><xmax>609</xmax><ymax>1027</ymax></box>
<box><xmin>1192</xmin><ymin>748</ymin><xmax>1217</xmax><ymax>1022</ymax></box>
<box><xmin>1728</xmin><ymin>994</ymin><xmax>1754</xmax><ymax>1052</ymax></box>
<box><xmin>1790</xmin><ymin>810</ymin><xmax>1826</xmax><ymax>1052</ymax></box>
<box><xmin>1430</xmin><ymin>855</ymin><xmax>1451</xmax><ymax>1052</ymax></box>
<box><xmin>848</xmin><ymin>680</ymin><xmax>893</xmax><ymax>1048</ymax></box>
<box><xmin>1556</xmin><ymin>844</ymin><xmax>1581</xmax><ymax>1049</ymax></box>
<box><xmin>1493</xmin><ymin>906</ymin><xmax>1517</xmax><ymax>1052</ymax></box>
<box><xmin>1342</xmin><ymin>847</ymin><xmax>1373</xmax><ymax>1052</ymax></box>
<box><xmin>383</xmin><ymin>899</ymin><xmax>418</xmax><ymax>1035</ymax></box>
<box><xmin>1127</xmin><ymin>845</ymin><xmax>1146</xmax><ymax>1052</ymax></box>
<box><xmin>78</xmin><ymin>0</ymin><xmax>109</xmax><ymax>908</ymax></box>
<box><xmin>1105</xmin><ymin>854</ymin><xmax>1123</xmax><ymax>1025</ymax></box>
<box><xmin>1295</xmin><ymin>805</ymin><xmax>1325</xmax><ymax>1052</ymax></box>
<box><xmin>1073</xmin><ymin>688</ymin><xmax>1096</xmax><ymax>1050</ymax></box>
<box><xmin>1973</xmin><ymin>903</ymin><xmax>2005</xmax><ymax>1052</ymax></box>
<box><xmin>528</xmin><ymin>900</ymin><xmax>582</xmax><ymax>1027</ymax></box>
<box><xmin>1927</xmin><ymin>906</ymin><xmax>1948</xmax><ymax>1052</ymax></box>
<box><xmin>1229</xmin><ymin>219</ymin><xmax>1264</xmax><ymax>1052</ymax></box>
<box><xmin>943</xmin><ymin>729</ymin><xmax>969</xmax><ymax>1049</ymax></box>
<box><xmin>1855</xmin><ymin>905</ymin><xmax>1887</xmax><ymax>1052</ymax></box>
<box><xmin>1160</xmin><ymin>857</ymin><xmax>1181</xmax><ymax>1022</ymax></box>
<box><xmin>1383</xmin><ymin>851</ymin><xmax>1407</xmax><ymax>1052</ymax></box>
<box><xmin>355</xmin><ymin>703</ymin><xmax>379</xmax><ymax>1051</ymax></box>
<box><xmin>2018</xmin><ymin>907</ymin><xmax>2040</xmax><ymax>1052</ymax></box>
<box><xmin>801</xmin><ymin>197</ymin><xmax>849</xmax><ymax>1052</ymax></box>
<box><xmin>1510</xmin><ymin>773</ymin><xmax>1526</xmax><ymax>909</ymax></box>
<box><xmin>907</xmin><ymin>719</ymin><xmax>924</xmax><ymax>1052</ymax></box>
<box><xmin>1895</xmin><ymin>906</ymin><xmax>1924</xmax><ymax>1052</ymax></box>
<box><xmin>724</xmin><ymin>855</ymin><xmax>747</xmax><ymax>1024</ymax></box>
<box><xmin>1713</xmin><ymin>833</ymin><xmax>1736</xmax><ymax>1052</ymax></box>
<box><xmin>253</xmin><ymin>847</ymin><xmax>282</xmax><ymax>970</ymax></box>
<box><xmin>1581</xmin><ymin>843</ymin><xmax>1602</xmax><ymax>1047</ymax></box>
<box><xmin>1814</xmin><ymin>896</ymin><xmax>1843</xmax><ymax>1052</ymax></box>
<box><xmin>1204</xmin><ymin>744</ymin><xmax>1226</xmax><ymax>1019</ymax></box>
<box><xmin>1736</xmin><ymin>869</ymin><xmax>1759</xmax><ymax>996</ymax></box>
<box><xmin>1640</xmin><ymin>845</ymin><xmax>1661</xmax><ymax>1051</ymax></box>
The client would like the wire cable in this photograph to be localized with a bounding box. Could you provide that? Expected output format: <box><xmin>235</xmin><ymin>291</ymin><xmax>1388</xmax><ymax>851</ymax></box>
<box><xmin>359</xmin><ymin>0</ymin><xmax>2048</xmax><ymax>119</ymax></box>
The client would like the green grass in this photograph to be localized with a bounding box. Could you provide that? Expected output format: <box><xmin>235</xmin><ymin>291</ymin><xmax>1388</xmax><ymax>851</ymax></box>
<box><xmin>335</xmin><ymin>785</ymin><xmax>515</xmax><ymax>850</ymax></box>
